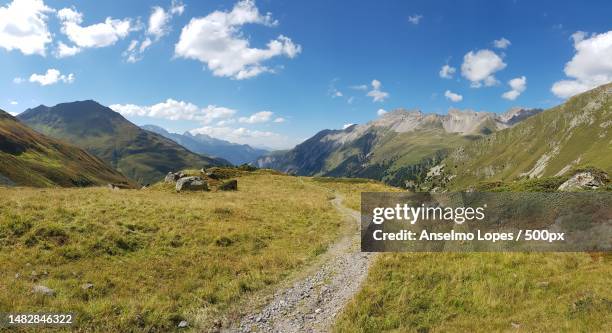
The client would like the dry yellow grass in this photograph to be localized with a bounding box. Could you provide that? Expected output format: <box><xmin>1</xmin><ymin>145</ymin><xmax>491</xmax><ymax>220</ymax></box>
<box><xmin>0</xmin><ymin>172</ymin><xmax>348</xmax><ymax>332</ymax></box>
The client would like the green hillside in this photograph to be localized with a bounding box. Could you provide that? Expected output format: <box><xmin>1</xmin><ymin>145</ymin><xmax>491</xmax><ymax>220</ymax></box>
<box><xmin>0</xmin><ymin>110</ymin><xmax>132</xmax><ymax>187</ymax></box>
<box><xmin>445</xmin><ymin>83</ymin><xmax>612</xmax><ymax>190</ymax></box>
<box><xmin>18</xmin><ymin>101</ymin><xmax>228</xmax><ymax>184</ymax></box>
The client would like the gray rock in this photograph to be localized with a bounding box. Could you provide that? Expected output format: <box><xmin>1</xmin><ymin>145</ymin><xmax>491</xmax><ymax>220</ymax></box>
<box><xmin>219</xmin><ymin>179</ymin><xmax>238</xmax><ymax>191</ymax></box>
<box><xmin>165</xmin><ymin>172</ymin><xmax>184</xmax><ymax>183</ymax></box>
<box><xmin>32</xmin><ymin>285</ymin><xmax>55</xmax><ymax>296</ymax></box>
<box><xmin>178</xmin><ymin>320</ymin><xmax>189</xmax><ymax>328</ymax></box>
<box><xmin>81</xmin><ymin>283</ymin><xmax>94</xmax><ymax>290</ymax></box>
<box><xmin>558</xmin><ymin>172</ymin><xmax>606</xmax><ymax>191</ymax></box>
<box><xmin>176</xmin><ymin>177</ymin><xmax>208</xmax><ymax>192</ymax></box>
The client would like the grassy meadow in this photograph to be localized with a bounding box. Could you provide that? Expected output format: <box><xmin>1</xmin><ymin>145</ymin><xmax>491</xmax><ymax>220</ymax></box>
<box><xmin>0</xmin><ymin>171</ymin><xmax>387</xmax><ymax>332</ymax></box>
<box><xmin>334</xmin><ymin>252</ymin><xmax>611</xmax><ymax>332</ymax></box>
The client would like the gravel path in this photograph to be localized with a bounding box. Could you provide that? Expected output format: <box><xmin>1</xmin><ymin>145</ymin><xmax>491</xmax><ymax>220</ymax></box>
<box><xmin>230</xmin><ymin>194</ymin><xmax>374</xmax><ymax>333</ymax></box>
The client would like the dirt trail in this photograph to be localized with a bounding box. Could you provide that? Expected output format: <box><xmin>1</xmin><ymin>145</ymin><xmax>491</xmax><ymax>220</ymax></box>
<box><xmin>231</xmin><ymin>194</ymin><xmax>374</xmax><ymax>333</ymax></box>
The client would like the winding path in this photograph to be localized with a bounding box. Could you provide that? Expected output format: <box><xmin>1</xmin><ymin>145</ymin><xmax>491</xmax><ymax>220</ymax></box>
<box><xmin>232</xmin><ymin>194</ymin><xmax>375</xmax><ymax>332</ymax></box>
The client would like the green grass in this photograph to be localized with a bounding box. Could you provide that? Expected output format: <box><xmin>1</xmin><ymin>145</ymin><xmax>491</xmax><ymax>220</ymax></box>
<box><xmin>0</xmin><ymin>172</ymin><xmax>348</xmax><ymax>332</ymax></box>
<box><xmin>334</xmin><ymin>253</ymin><xmax>611</xmax><ymax>332</ymax></box>
<box><xmin>0</xmin><ymin>111</ymin><xmax>132</xmax><ymax>188</ymax></box>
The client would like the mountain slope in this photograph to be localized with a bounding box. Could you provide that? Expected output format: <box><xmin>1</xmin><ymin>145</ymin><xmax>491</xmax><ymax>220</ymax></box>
<box><xmin>142</xmin><ymin>125</ymin><xmax>268</xmax><ymax>165</ymax></box>
<box><xmin>257</xmin><ymin>108</ymin><xmax>542</xmax><ymax>186</ymax></box>
<box><xmin>18</xmin><ymin>101</ymin><xmax>228</xmax><ymax>184</ymax></box>
<box><xmin>0</xmin><ymin>109</ymin><xmax>132</xmax><ymax>187</ymax></box>
<box><xmin>444</xmin><ymin>82</ymin><xmax>612</xmax><ymax>189</ymax></box>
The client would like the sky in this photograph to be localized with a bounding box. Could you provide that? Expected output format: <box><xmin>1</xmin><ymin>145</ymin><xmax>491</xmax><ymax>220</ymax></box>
<box><xmin>1</xmin><ymin>0</ymin><xmax>611</xmax><ymax>149</ymax></box>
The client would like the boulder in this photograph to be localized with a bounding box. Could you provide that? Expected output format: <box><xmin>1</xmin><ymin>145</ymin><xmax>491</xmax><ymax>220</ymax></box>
<box><xmin>176</xmin><ymin>177</ymin><xmax>208</xmax><ymax>192</ymax></box>
<box><xmin>32</xmin><ymin>285</ymin><xmax>55</xmax><ymax>296</ymax></box>
<box><xmin>219</xmin><ymin>179</ymin><xmax>238</xmax><ymax>191</ymax></box>
<box><xmin>558</xmin><ymin>172</ymin><xmax>606</xmax><ymax>191</ymax></box>
<box><xmin>165</xmin><ymin>172</ymin><xmax>184</xmax><ymax>183</ymax></box>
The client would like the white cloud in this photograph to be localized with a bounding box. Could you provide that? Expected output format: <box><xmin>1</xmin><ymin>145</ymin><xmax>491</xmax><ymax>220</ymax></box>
<box><xmin>56</xmin><ymin>6</ymin><xmax>134</xmax><ymax>55</ymax></box>
<box><xmin>29</xmin><ymin>68</ymin><xmax>75</xmax><ymax>86</ymax></box>
<box><xmin>10</xmin><ymin>100</ymin><xmax>18</xmax><ymax>105</ymax></box>
<box><xmin>439</xmin><ymin>64</ymin><xmax>456</xmax><ymax>79</ymax></box>
<box><xmin>342</xmin><ymin>123</ymin><xmax>355</xmax><ymax>129</ymax></box>
<box><xmin>238</xmin><ymin>111</ymin><xmax>273</xmax><ymax>124</ymax></box>
<box><xmin>377</xmin><ymin>108</ymin><xmax>387</xmax><ymax>116</ymax></box>
<box><xmin>170</xmin><ymin>0</ymin><xmax>185</xmax><ymax>15</ymax></box>
<box><xmin>493</xmin><ymin>37</ymin><xmax>511</xmax><ymax>49</ymax></box>
<box><xmin>0</xmin><ymin>0</ymin><xmax>54</xmax><ymax>56</ymax></box>
<box><xmin>461</xmin><ymin>49</ymin><xmax>506</xmax><ymax>87</ymax></box>
<box><xmin>367</xmin><ymin>79</ymin><xmax>389</xmax><ymax>102</ymax></box>
<box><xmin>174</xmin><ymin>0</ymin><xmax>301</xmax><ymax>80</ymax></box>
<box><xmin>551</xmin><ymin>30</ymin><xmax>612</xmax><ymax>98</ymax></box>
<box><xmin>350</xmin><ymin>84</ymin><xmax>368</xmax><ymax>91</ymax></box>
<box><xmin>55</xmin><ymin>41</ymin><xmax>81</xmax><ymax>58</ymax></box>
<box><xmin>123</xmin><ymin>1</ymin><xmax>184</xmax><ymax>63</ymax></box>
<box><xmin>408</xmin><ymin>14</ymin><xmax>423</xmax><ymax>25</ymax></box>
<box><xmin>13</xmin><ymin>77</ymin><xmax>25</xmax><ymax>84</ymax></box>
<box><xmin>110</xmin><ymin>99</ymin><xmax>236</xmax><ymax>124</ymax></box>
<box><xmin>190</xmin><ymin>126</ymin><xmax>289</xmax><ymax>149</ymax></box>
<box><xmin>147</xmin><ymin>7</ymin><xmax>170</xmax><ymax>39</ymax></box>
<box><xmin>273</xmin><ymin>117</ymin><xmax>285</xmax><ymax>123</ymax></box>
<box><xmin>502</xmin><ymin>76</ymin><xmax>527</xmax><ymax>100</ymax></box>
<box><xmin>444</xmin><ymin>90</ymin><xmax>463</xmax><ymax>102</ymax></box>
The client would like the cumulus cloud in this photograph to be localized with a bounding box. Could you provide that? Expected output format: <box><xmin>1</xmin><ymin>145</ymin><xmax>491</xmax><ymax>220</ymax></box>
<box><xmin>493</xmin><ymin>37</ymin><xmax>511</xmax><ymax>49</ymax></box>
<box><xmin>29</xmin><ymin>68</ymin><xmax>75</xmax><ymax>86</ymax></box>
<box><xmin>125</xmin><ymin>1</ymin><xmax>184</xmax><ymax>63</ymax></box>
<box><xmin>439</xmin><ymin>64</ymin><xmax>456</xmax><ymax>79</ymax></box>
<box><xmin>238</xmin><ymin>111</ymin><xmax>273</xmax><ymax>124</ymax></box>
<box><xmin>551</xmin><ymin>30</ymin><xmax>612</xmax><ymax>98</ymax></box>
<box><xmin>190</xmin><ymin>126</ymin><xmax>288</xmax><ymax>149</ymax></box>
<box><xmin>502</xmin><ymin>76</ymin><xmax>527</xmax><ymax>100</ymax></box>
<box><xmin>13</xmin><ymin>77</ymin><xmax>25</xmax><ymax>84</ymax></box>
<box><xmin>110</xmin><ymin>99</ymin><xmax>236</xmax><ymax>124</ymax></box>
<box><xmin>367</xmin><ymin>79</ymin><xmax>389</xmax><ymax>102</ymax></box>
<box><xmin>377</xmin><ymin>108</ymin><xmax>387</xmax><ymax>116</ymax></box>
<box><xmin>10</xmin><ymin>100</ymin><xmax>18</xmax><ymax>105</ymax></box>
<box><xmin>408</xmin><ymin>14</ymin><xmax>423</xmax><ymax>25</ymax></box>
<box><xmin>174</xmin><ymin>0</ymin><xmax>301</xmax><ymax>79</ymax></box>
<box><xmin>56</xmin><ymin>6</ymin><xmax>135</xmax><ymax>56</ymax></box>
<box><xmin>0</xmin><ymin>0</ymin><xmax>54</xmax><ymax>56</ymax></box>
<box><xmin>461</xmin><ymin>49</ymin><xmax>506</xmax><ymax>87</ymax></box>
<box><xmin>55</xmin><ymin>41</ymin><xmax>81</xmax><ymax>58</ymax></box>
<box><xmin>444</xmin><ymin>90</ymin><xmax>463</xmax><ymax>102</ymax></box>
<box><xmin>273</xmin><ymin>117</ymin><xmax>285</xmax><ymax>123</ymax></box>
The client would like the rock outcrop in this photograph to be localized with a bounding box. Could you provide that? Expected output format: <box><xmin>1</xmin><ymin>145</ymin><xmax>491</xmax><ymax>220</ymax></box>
<box><xmin>558</xmin><ymin>172</ymin><xmax>607</xmax><ymax>191</ymax></box>
<box><xmin>176</xmin><ymin>177</ymin><xmax>208</xmax><ymax>192</ymax></box>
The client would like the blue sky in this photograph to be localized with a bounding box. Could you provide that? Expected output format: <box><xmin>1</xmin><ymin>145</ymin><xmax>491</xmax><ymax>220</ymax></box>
<box><xmin>1</xmin><ymin>0</ymin><xmax>611</xmax><ymax>149</ymax></box>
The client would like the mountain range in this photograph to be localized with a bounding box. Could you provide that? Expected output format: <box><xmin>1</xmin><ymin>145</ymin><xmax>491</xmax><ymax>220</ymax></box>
<box><xmin>18</xmin><ymin>100</ymin><xmax>228</xmax><ymax>184</ymax></box>
<box><xmin>256</xmin><ymin>106</ymin><xmax>543</xmax><ymax>186</ymax></box>
<box><xmin>141</xmin><ymin>125</ymin><xmax>268</xmax><ymax>165</ymax></box>
<box><xmin>0</xmin><ymin>109</ymin><xmax>132</xmax><ymax>187</ymax></box>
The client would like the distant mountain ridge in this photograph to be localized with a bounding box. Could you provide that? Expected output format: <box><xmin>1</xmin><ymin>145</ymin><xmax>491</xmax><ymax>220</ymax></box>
<box><xmin>256</xmin><ymin>107</ymin><xmax>542</xmax><ymax>186</ymax></box>
<box><xmin>0</xmin><ymin>109</ymin><xmax>132</xmax><ymax>187</ymax></box>
<box><xmin>141</xmin><ymin>125</ymin><xmax>268</xmax><ymax>165</ymax></box>
<box><xmin>18</xmin><ymin>100</ymin><xmax>228</xmax><ymax>184</ymax></box>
